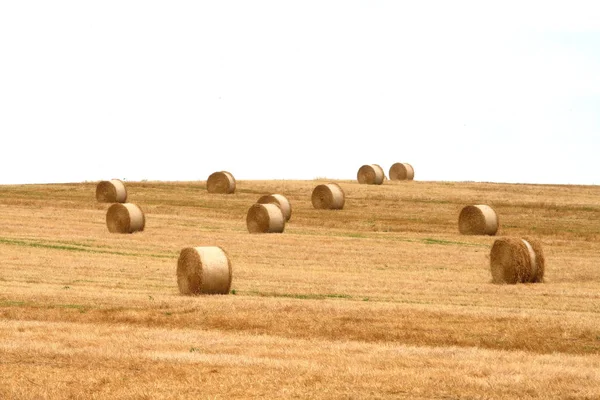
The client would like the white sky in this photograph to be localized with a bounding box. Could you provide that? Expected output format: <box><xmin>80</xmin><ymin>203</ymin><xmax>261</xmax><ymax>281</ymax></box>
<box><xmin>1</xmin><ymin>1</ymin><xmax>599</xmax><ymax>185</ymax></box>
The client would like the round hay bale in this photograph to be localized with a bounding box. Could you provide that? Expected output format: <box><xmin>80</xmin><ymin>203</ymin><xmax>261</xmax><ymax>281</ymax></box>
<box><xmin>389</xmin><ymin>163</ymin><xmax>414</xmax><ymax>181</ymax></box>
<box><xmin>490</xmin><ymin>237</ymin><xmax>545</xmax><ymax>284</ymax></box>
<box><xmin>311</xmin><ymin>183</ymin><xmax>345</xmax><ymax>210</ymax></box>
<box><xmin>257</xmin><ymin>194</ymin><xmax>292</xmax><ymax>222</ymax></box>
<box><xmin>357</xmin><ymin>164</ymin><xmax>384</xmax><ymax>185</ymax></box>
<box><xmin>458</xmin><ymin>205</ymin><xmax>499</xmax><ymax>235</ymax></box>
<box><xmin>106</xmin><ymin>203</ymin><xmax>145</xmax><ymax>233</ymax></box>
<box><xmin>246</xmin><ymin>203</ymin><xmax>285</xmax><ymax>233</ymax></box>
<box><xmin>177</xmin><ymin>246</ymin><xmax>232</xmax><ymax>295</ymax></box>
<box><xmin>207</xmin><ymin>171</ymin><xmax>236</xmax><ymax>194</ymax></box>
<box><xmin>96</xmin><ymin>179</ymin><xmax>127</xmax><ymax>203</ymax></box>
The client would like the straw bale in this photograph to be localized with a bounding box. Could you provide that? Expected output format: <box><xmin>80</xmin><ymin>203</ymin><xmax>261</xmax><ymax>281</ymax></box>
<box><xmin>458</xmin><ymin>205</ymin><xmax>499</xmax><ymax>235</ymax></box>
<box><xmin>389</xmin><ymin>163</ymin><xmax>414</xmax><ymax>181</ymax></box>
<box><xmin>177</xmin><ymin>246</ymin><xmax>232</xmax><ymax>295</ymax></box>
<box><xmin>357</xmin><ymin>164</ymin><xmax>384</xmax><ymax>185</ymax></box>
<box><xmin>106</xmin><ymin>203</ymin><xmax>145</xmax><ymax>233</ymax></box>
<box><xmin>207</xmin><ymin>171</ymin><xmax>236</xmax><ymax>194</ymax></box>
<box><xmin>257</xmin><ymin>194</ymin><xmax>292</xmax><ymax>222</ymax></box>
<box><xmin>246</xmin><ymin>203</ymin><xmax>285</xmax><ymax>233</ymax></box>
<box><xmin>311</xmin><ymin>183</ymin><xmax>345</xmax><ymax>210</ymax></box>
<box><xmin>96</xmin><ymin>179</ymin><xmax>127</xmax><ymax>203</ymax></box>
<box><xmin>490</xmin><ymin>237</ymin><xmax>545</xmax><ymax>284</ymax></box>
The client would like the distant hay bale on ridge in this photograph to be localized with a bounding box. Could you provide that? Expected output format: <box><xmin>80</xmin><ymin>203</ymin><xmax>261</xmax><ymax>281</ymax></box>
<box><xmin>389</xmin><ymin>163</ymin><xmax>414</xmax><ymax>181</ymax></box>
<box><xmin>357</xmin><ymin>164</ymin><xmax>384</xmax><ymax>185</ymax></box>
<box><xmin>246</xmin><ymin>203</ymin><xmax>285</xmax><ymax>233</ymax></box>
<box><xmin>257</xmin><ymin>194</ymin><xmax>292</xmax><ymax>222</ymax></box>
<box><xmin>459</xmin><ymin>205</ymin><xmax>499</xmax><ymax>236</ymax></box>
<box><xmin>490</xmin><ymin>237</ymin><xmax>545</xmax><ymax>284</ymax></box>
<box><xmin>312</xmin><ymin>183</ymin><xmax>345</xmax><ymax>210</ymax></box>
<box><xmin>207</xmin><ymin>171</ymin><xmax>236</xmax><ymax>194</ymax></box>
<box><xmin>96</xmin><ymin>179</ymin><xmax>127</xmax><ymax>203</ymax></box>
<box><xmin>177</xmin><ymin>246</ymin><xmax>232</xmax><ymax>295</ymax></box>
<box><xmin>106</xmin><ymin>203</ymin><xmax>145</xmax><ymax>233</ymax></box>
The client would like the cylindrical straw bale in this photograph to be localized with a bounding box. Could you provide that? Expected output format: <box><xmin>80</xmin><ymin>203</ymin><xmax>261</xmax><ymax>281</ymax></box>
<box><xmin>490</xmin><ymin>237</ymin><xmax>545</xmax><ymax>284</ymax></box>
<box><xmin>389</xmin><ymin>163</ymin><xmax>414</xmax><ymax>181</ymax></box>
<box><xmin>207</xmin><ymin>171</ymin><xmax>236</xmax><ymax>194</ymax></box>
<box><xmin>357</xmin><ymin>164</ymin><xmax>384</xmax><ymax>185</ymax></box>
<box><xmin>246</xmin><ymin>203</ymin><xmax>285</xmax><ymax>233</ymax></box>
<box><xmin>96</xmin><ymin>179</ymin><xmax>127</xmax><ymax>203</ymax></box>
<box><xmin>177</xmin><ymin>246</ymin><xmax>232</xmax><ymax>295</ymax></box>
<box><xmin>257</xmin><ymin>194</ymin><xmax>292</xmax><ymax>222</ymax></box>
<box><xmin>458</xmin><ymin>205</ymin><xmax>499</xmax><ymax>235</ymax></box>
<box><xmin>106</xmin><ymin>203</ymin><xmax>145</xmax><ymax>233</ymax></box>
<box><xmin>311</xmin><ymin>183</ymin><xmax>345</xmax><ymax>210</ymax></box>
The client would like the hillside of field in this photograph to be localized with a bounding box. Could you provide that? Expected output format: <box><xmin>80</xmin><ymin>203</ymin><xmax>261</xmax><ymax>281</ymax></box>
<box><xmin>1</xmin><ymin>179</ymin><xmax>599</xmax><ymax>399</ymax></box>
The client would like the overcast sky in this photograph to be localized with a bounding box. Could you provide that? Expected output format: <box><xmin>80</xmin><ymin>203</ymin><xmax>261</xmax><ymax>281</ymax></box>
<box><xmin>1</xmin><ymin>1</ymin><xmax>599</xmax><ymax>185</ymax></box>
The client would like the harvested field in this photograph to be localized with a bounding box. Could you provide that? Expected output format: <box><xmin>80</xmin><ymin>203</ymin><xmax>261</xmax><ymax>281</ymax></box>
<box><xmin>1</xmin><ymin>179</ymin><xmax>600</xmax><ymax>399</ymax></box>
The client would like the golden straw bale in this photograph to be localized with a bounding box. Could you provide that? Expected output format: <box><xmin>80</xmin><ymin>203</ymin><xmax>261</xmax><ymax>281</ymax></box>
<box><xmin>96</xmin><ymin>179</ymin><xmax>127</xmax><ymax>203</ymax></box>
<box><xmin>311</xmin><ymin>183</ymin><xmax>345</xmax><ymax>210</ymax></box>
<box><xmin>357</xmin><ymin>164</ymin><xmax>384</xmax><ymax>185</ymax></box>
<box><xmin>177</xmin><ymin>246</ymin><xmax>232</xmax><ymax>295</ymax></box>
<box><xmin>257</xmin><ymin>194</ymin><xmax>292</xmax><ymax>222</ymax></box>
<box><xmin>246</xmin><ymin>203</ymin><xmax>285</xmax><ymax>233</ymax></box>
<box><xmin>490</xmin><ymin>237</ymin><xmax>545</xmax><ymax>284</ymax></box>
<box><xmin>458</xmin><ymin>205</ymin><xmax>499</xmax><ymax>235</ymax></box>
<box><xmin>207</xmin><ymin>171</ymin><xmax>236</xmax><ymax>194</ymax></box>
<box><xmin>106</xmin><ymin>203</ymin><xmax>145</xmax><ymax>233</ymax></box>
<box><xmin>389</xmin><ymin>163</ymin><xmax>414</xmax><ymax>181</ymax></box>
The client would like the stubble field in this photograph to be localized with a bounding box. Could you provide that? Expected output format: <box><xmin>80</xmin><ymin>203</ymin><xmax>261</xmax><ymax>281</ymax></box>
<box><xmin>1</xmin><ymin>179</ymin><xmax>599</xmax><ymax>399</ymax></box>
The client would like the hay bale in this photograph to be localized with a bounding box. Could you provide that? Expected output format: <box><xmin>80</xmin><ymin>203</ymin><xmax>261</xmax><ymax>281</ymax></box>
<box><xmin>96</xmin><ymin>179</ymin><xmax>127</xmax><ymax>203</ymax></box>
<box><xmin>207</xmin><ymin>171</ymin><xmax>236</xmax><ymax>194</ymax></box>
<box><xmin>490</xmin><ymin>237</ymin><xmax>545</xmax><ymax>284</ymax></box>
<box><xmin>106</xmin><ymin>203</ymin><xmax>145</xmax><ymax>233</ymax></box>
<box><xmin>177</xmin><ymin>246</ymin><xmax>232</xmax><ymax>295</ymax></box>
<box><xmin>389</xmin><ymin>163</ymin><xmax>414</xmax><ymax>181</ymax></box>
<box><xmin>246</xmin><ymin>203</ymin><xmax>285</xmax><ymax>233</ymax></box>
<box><xmin>357</xmin><ymin>164</ymin><xmax>384</xmax><ymax>185</ymax></box>
<box><xmin>311</xmin><ymin>183</ymin><xmax>345</xmax><ymax>210</ymax></box>
<box><xmin>458</xmin><ymin>205</ymin><xmax>499</xmax><ymax>235</ymax></box>
<box><xmin>257</xmin><ymin>194</ymin><xmax>292</xmax><ymax>222</ymax></box>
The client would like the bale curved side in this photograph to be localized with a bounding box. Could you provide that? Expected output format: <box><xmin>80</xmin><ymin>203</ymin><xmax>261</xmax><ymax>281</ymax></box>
<box><xmin>458</xmin><ymin>205</ymin><xmax>498</xmax><ymax>235</ymax></box>
<box><xmin>357</xmin><ymin>164</ymin><xmax>384</xmax><ymax>185</ymax></box>
<box><xmin>106</xmin><ymin>203</ymin><xmax>145</xmax><ymax>233</ymax></box>
<box><xmin>177</xmin><ymin>246</ymin><xmax>232</xmax><ymax>295</ymax></box>
<box><xmin>96</xmin><ymin>179</ymin><xmax>127</xmax><ymax>203</ymax></box>
<box><xmin>311</xmin><ymin>183</ymin><xmax>345</xmax><ymax>210</ymax></box>
<box><xmin>207</xmin><ymin>171</ymin><xmax>236</xmax><ymax>194</ymax></box>
<box><xmin>490</xmin><ymin>237</ymin><xmax>545</xmax><ymax>284</ymax></box>
<box><xmin>389</xmin><ymin>163</ymin><xmax>414</xmax><ymax>181</ymax></box>
<box><xmin>257</xmin><ymin>194</ymin><xmax>292</xmax><ymax>222</ymax></box>
<box><xmin>247</xmin><ymin>203</ymin><xmax>285</xmax><ymax>233</ymax></box>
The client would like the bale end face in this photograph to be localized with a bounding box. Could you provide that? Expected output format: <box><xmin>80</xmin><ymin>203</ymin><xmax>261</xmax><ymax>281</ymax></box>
<box><xmin>311</xmin><ymin>183</ymin><xmax>345</xmax><ymax>210</ymax></box>
<box><xmin>458</xmin><ymin>205</ymin><xmax>498</xmax><ymax>236</ymax></box>
<box><xmin>490</xmin><ymin>237</ymin><xmax>545</xmax><ymax>284</ymax></box>
<box><xmin>106</xmin><ymin>203</ymin><xmax>145</xmax><ymax>233</ymax></box>
<box><xmin>246</xmin><ymin>203</ymin><xmax>285</xmax><ymax>233</ymax></box>
<box><xmin>177</xmin><ymin>246</ymin><xmax>232</xmax><ymax>295</ymax></box>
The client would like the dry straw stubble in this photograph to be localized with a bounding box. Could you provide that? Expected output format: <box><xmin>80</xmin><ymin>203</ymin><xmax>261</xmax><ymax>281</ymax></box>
<box><xmin>207</xmin><ymin>171</ymin><xmax>236</xmax><ymax>194</ymax></box>
<box><xmin>177</xmin><ymin>246</ymin><xmax>232</xmax><ymax>295</ymax></box>
<box><xmin>246</xmin><ymin>203</ymin><xmax>285</xmax><ymax>233</ymax></box>
<box><xmin>458</xmin><ymin>205</ymin><xmax>499</xmax><ymax>235</ymax></box>
<box><xmin>96</xmin><ymin>179</ymin><xmax>127</xmax><ymax>203</ymax></box>
<box><xmin>312</xmin><ymin>183</ymin><xmax>345</xmax><ymax>210</ymax></box>
<box><xmin>357</xmin><ymin>164</ymin><xmax>385</xmax><ymax>185</ymax></box>
<box><xmin>389</xmin><ymin>163</ymin><xmax>414</xmax><ymax>181</ymax></box>
<box><xmin>490</xmin><ymin>237</ymin><xmax>545</xmax><ymax>284</ymax></box>
<box><xmin>257</xmin><ymin>194</ymin><xmax>292</xmax><ymax>221</ymax></box>
<box><xmin>106</xmin><ymin>203</ymin><xmax>145</xmax><ymax>233</ymax></box>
